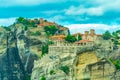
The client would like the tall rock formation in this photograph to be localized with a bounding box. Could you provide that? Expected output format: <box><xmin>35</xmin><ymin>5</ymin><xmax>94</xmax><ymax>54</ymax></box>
<box><xmin>0</xmin><ymin>30</ymin><xmax>26</xmax><ymax>80</ymax></box>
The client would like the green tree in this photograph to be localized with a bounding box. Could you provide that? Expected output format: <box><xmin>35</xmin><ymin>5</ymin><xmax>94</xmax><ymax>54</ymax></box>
<box><xmin>112</xmin><ymin>30</ymin><xmax>120</xmax><ymax>45</ymax></box>
<box><xmin>65</xmin><ymin>35</ymin><xmax>77</xmax><ymax>43</ymax></box>
<box><xmin>44</xmin><ymin>26</ymin><xmax>58</xmax><ymax>36</ymax></box>
<box><xmin>34</xmin><ymin>18</ymin><xmax>40</xmax><ymax>24</ymax></box>
<box><xmin>102</xmin><ymin>31</ymin><xmax>112</xmax><ymax>40</ymax></box>
<box><xmin>78</xmin><ymin>34</ymin><xmax>82</xmax><ymax>41</ymax></box>
<box><xmin>42</xmin><ymin>45</ymin><xmax>48</xmax><ymax>56</ymax></box>
<box><xmin>3</xmin><ymin>27</ymin><xmax>11</xmax><ymax>31</ymax></box>
<box><xmin>23</xmin><ymin>26</ymin><xmax>28</xmax><ymax>31</ymax></box>
<box><xmin>40</xmin><ymin>76</ymin><xmax>46</xmax><ymax>80</ymax></box>
<box><xmin>17</xmin><ymin>17</ymin><xmax>24</xmax><ymax>23</ymax></box>
<box><xmin>44</xmin><ymin>20</ymin><xmax>47</xmax><ymax>22</ymax></box>
<box><xmin>17</xmin><ymin>17</ymin><xmax>37</xmax><ymax>28</ymax></box>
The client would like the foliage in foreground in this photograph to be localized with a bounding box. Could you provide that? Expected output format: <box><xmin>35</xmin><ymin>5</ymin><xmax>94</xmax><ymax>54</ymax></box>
<box><xmin>42</xmin><ymin>44</ymin><xmax>48</xmax><ymax>56</ymax></box>
<box><xmin>30</xmin><ymin>31</ymin><xmax>41</xmax><ymax>36</ymax></box>
<box><xmin>102</xmin><ymin>31</ymin><xmax>112</xmax><ymax>40</ymax></box>
<box><xmin>40</xmin><ymin>76</ymin><xmax>46</xmax><ymax>80</ymax></box>
<box><xmin>60</xmin><ymin>66</ymin><xmax>70</xmax><ymax>75</ymax></box>
<box><xmin>110</xmin><ymin>59</ymin><xmax>120</xmax><ymax>70</ymax></box>
<box><xmin>112</xmin><ymin>30</ymin><xmax>120</xmax><ymax>45</ymax></box>
<box><xmin>44</xmin><ymin>26</ymin><xmax>58</xmax><ymax>36</ymax></box>
<box><xmin>50</xmin><ymin>70</ymin><xmax>55</xmax><ymax>75</ymax></box>
<box><xmin>65</xmin><ymin>35</ymin><xmax>77</xmax><ymax>43</ymax></box>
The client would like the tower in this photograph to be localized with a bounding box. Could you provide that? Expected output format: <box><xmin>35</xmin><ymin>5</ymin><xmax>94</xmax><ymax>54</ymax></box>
<box><xmin>85</xmin><ymin>31</ymin><xmax>89</xmax><ymax>36</ymax></box>
<box><xmin>90</xmin><ymin>29</ymin><xmax>95</xmax><ymax>36</ymax></box>
<box><xmin>39</xmin><ymin>18</ymin><xmax>44</xmax><ymax>24</ymax></box>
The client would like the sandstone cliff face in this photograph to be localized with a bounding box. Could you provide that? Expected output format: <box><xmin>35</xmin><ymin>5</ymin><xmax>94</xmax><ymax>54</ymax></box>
<box><xmin>31</xmin><ymin>44</ymin><xmax>120</xmax><ymax>80</ymax></box>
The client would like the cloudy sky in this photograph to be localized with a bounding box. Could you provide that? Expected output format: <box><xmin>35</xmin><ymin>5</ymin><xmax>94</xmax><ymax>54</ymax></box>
<box><xmin>0</xmin><ymin>0</ymin><xmax>120</xmax><ymax>34</ymax></box>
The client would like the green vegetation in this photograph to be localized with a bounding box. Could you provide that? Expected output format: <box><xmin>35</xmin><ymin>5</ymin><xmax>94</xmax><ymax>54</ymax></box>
<box><xmin>46</xmin><ymin>40</ymin><xmax>54</xmax><ymax>45</ymax></box>
<box><xmin>23</xmin><ymin>26</ymin><xmax>28</xmax><ymax>31</ymax></box>
<box><xmin>26</xmin><ymin>75</ymin><xmax>31</xmax><ymax>80</ymax></box>
<box><xmin>65</xmin><ymin>35</ymin><xmax>77</xmax><ymax>43</ymax></box>
<box><xmin>44</xmin><ymin>20</ymin><xmax>47</xmax><ymax>22</ymax></box>
<box><xmin>3</xmin><ymin>27</ymin><xmax>11</xmax><ymax>31</ymax></box>
<box><xmin>110</xmin><ymin>59</ymin><xmax>120</xmax><ymax>70</ymax></box>
<box><xmin>42</xmin><ymin>44</ymin><xmax>48</xmax><ymax>56</ymax></box>
<box><xmin>44</xmin><ymin>26</ymin><xmax>58</xmax><ymax>36</ymax></box>
<box><xmin>30</xmin><ymin>31</ymin><xmax>41</xmax><ymax>36</ymax></box>
<box><xmin>112</xmin><ymin>30</ymin><xmax>120</xmax><ymax>45</ymax></box>
<box><xmin>16</xmin><ymin>17</ymin><xmax>37</xmax><ymax>30</ymax></box>
<box><xmin>41</xmin><ymin>40</ymin><xmax>54</xmax><ymax>56</ymax></box>
<box><xmin>50</xmin><ymin>70</ymin><xmax>55</xmax><ymax>75</ymax></box>
<box><xmin>60</xmin><ymin>66</ymin><xmax>70</xmax><ymax>75</ymax></box>
<box><xmin>40</xmin><ymin>76</ymin><xmax>46</xmax><ymax>80</ymax></box>
<box><xmin>102</xmin><ymin>31</ymin><xmax>112</xmax><ymax>40</ymax></box>
<box><xmin>83</xmin><ymin>78</ymin><xmax>90</xmax><ymax>80</ymax></box>
<box><xmin>34</xmin><ymin>18</ymin><xmax>40</xmax><ymax>24</ymax></box>
<box><xmin>78</xmin><ymin>34</ymin><xmax>82</xmax><ymax>41</ymax></box>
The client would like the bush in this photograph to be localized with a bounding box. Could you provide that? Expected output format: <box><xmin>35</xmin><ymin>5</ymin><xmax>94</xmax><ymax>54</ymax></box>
<box><xmin>40</xmin><ymin>76</ymin><xmax>46</xmax><ymax>80</ymax></box>
<box><xmin>78</xmin><ymin>34</ymin><xmax>82</xmax><ymax>41</ymax></box>
<box><xmin>44</xmin><ymin>26</ymin><xmax>58</xmax><ymax>36</ymax></box>
<box><xmin>26</xmin><ymin>75</ymin><xmax>31</xmax><ymax>80</ymax></box>
<box><xmin>42</xmin><ymin>44</ymin><xmax>48</xmax><ymax>56</ymax></box>
<box><xmin>3</xmin><ymin>27</ymin><xmax>11</xmax><ymax>31</ymax></box>
<box><xmin>23</xmin><ymin>26</ymin><xmax>28</xmax><ymax>31</ymax></box>
<box><xmin>112</xmin><ymin>30</ymin><xmax>120</xmax><ymax>45</ymax></box>
<box><xmin>17</xmin><ymin>17</ymin><xmax>24</xmax><ymax>23</ymax></box>
<box><xmin>60</xmin><ymin>66</ymin><xmax>70</xmax><ymax>75</ymax></box>
<box><xmin>30</xmin><ymin>31</ymin><xmax>41</xmax><ymax>36</ymax></box>
<box><xmin>110</xmin><ymin>59</ymin><xmax>120</xmax><ymax>70</ymax></box>
<box><xmin>50</xmin><ymin>70</ymin><xmax>55</xmax><ymax>75</ymax></box>
<box><xmin>65</xmin><ymin>35</ymin><xmax>77</xmax><ymax>43</ymax></box>
<box><xmin>17</xmin><ymin>17</ymin><xmax>37</xmax><ymax>28</ymax></box>
<box><xmin>102</xmin><ymin>31</ymin><xmax>112</xmax><ymax>40</ymax></box>
<box><xmin>35</xmin><ymin>31</ymin><xmax>41</xmax><ymax>35</ymax></box>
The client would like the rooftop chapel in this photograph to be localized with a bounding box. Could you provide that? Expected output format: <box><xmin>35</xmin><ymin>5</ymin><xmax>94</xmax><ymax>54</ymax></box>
<box><xmin>73</xmin><ymin>29</ymin><xmax>102</xmax><ymax>42</ymax></box>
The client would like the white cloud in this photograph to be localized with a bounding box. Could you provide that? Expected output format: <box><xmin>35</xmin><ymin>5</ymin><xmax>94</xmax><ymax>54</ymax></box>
<box><xmin>94</xmin><ymin>0</ymin><xmax>120</xmax><ymax>12</ymax></box>
<box><xmin>46</xmin><ymin>15</ymin><xmax>70</xmax><ymax>25</ymax></box>
<box><xmin>65</xmin><ymin>24</ymin><xmax>120</xmax><ymax>34</ymax></box>
<box><xmin>0</xmin><ymin>18</ymin><xmax>16</xmax><ymax>26</ymax></box>
<box><xmin>66</xmin><ymin>6</ymin><xmax>104</xmax><ymax>16</ymax></box>
<box><xmin>65</xmin><ymin>0</ymin><xmax>120</xmax><ymax>16</ymax></box>
<box><xmin>0</xmin><ymin>0</ymin><xmax>67</xmax><ymax>7</ymax></box>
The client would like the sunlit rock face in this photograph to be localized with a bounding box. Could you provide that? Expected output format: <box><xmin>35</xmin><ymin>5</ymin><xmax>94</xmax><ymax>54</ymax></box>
<box><xmin>31</xmin><ymin>45</ymin><xmax>119</xmax><ymax>80</ymax></box>
<box><xmin>85</xmin><ymin>59</ymin><xmax>116</xmax><ymax>80</ymax></box>
<box><xmin>74</xmin><ymin>52</ymin><xmax>98</xmax><ymax>80</ymax></box>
